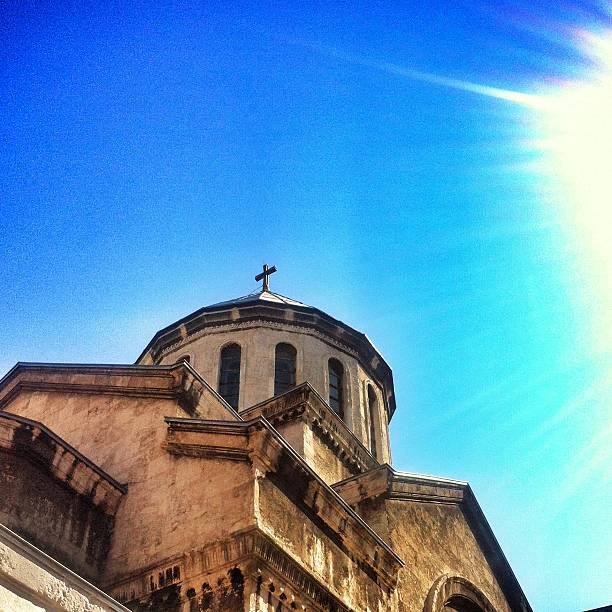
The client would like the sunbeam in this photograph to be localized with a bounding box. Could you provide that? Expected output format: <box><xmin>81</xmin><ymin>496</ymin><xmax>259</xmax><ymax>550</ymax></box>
<box><xmin>292</xmin><ymin>38</ymin><xmax>547</xmax><ymax>108</ymax></box>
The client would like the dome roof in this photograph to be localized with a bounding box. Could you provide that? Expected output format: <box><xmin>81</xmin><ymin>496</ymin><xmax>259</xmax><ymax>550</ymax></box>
<box><xmin>207</xmin><ymin>290</ymin><xmax>311</xmax><ymax>309</ymax></box>
<box><xmin>137</xmin><ymin>289</ymin><xmax>397</xmax><ymax>418</ymax></box>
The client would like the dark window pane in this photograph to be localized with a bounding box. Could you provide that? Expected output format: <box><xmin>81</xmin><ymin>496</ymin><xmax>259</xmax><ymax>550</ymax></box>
<box><xmin>274</xmin><ymin>343</ymin><xmax>296</xmax><ymax>395</ymax></box>
<box><xmin>328</xmin><ymin>359</ymin><xmax>344</xmax><ymax>419</ymax></box>
<box><xmin>368</xmin><ymin>385</ymin><xmax>378</xmax><ymax>459</ymax></box>
<box><xmin>219</xmin><ymin>344</ymin><xmax>241</xmax><ymax>409</ymax></box>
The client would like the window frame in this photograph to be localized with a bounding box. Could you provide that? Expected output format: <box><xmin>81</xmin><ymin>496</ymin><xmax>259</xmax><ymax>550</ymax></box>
<box><xmin>367</xmin><ymin>384</ymin><xmax>378</xmax><ymax>459</ymax></box>
<box><xmin>218</xmin><ymin>343</ymin><xmax>242</xmax><ymax>410</ymax></box>
<box><xmin>328</xmin><ymin>358</ymin><xmax>345</xmax><ymax>419</ymax></box>
<box><xmin>274</xmin><ymin>343</ymin><xmax>297</xmax><ymax>396</ymax></box>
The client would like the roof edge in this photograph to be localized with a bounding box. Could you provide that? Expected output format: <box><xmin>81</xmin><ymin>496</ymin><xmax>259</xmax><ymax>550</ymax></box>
<box><xmin>0</xmin><ymin>361</ymin><xmax>242</xmax><ymax>423</ymax></box>
<box><xmin>333</xmin><ymin>464</ymin><xmax>532</xmax><ymax>612</ymax></box>
<box><xmin>0</xmin><ymin>409</ymin><xmax>127</xmax><ymax>495</ymax></box>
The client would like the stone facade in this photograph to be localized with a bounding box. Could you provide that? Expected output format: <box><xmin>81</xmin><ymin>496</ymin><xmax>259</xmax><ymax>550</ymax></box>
<box><xmin>0</xmin><ymin>288</ymin><xmax>531</xmax><ymax>611</ymax></box>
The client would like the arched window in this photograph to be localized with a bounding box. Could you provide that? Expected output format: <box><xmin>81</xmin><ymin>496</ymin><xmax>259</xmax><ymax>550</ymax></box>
<box><xmin>425</xmin><ymin>575</ymin><xmax>495</xmax><ymax>612</ymax></box>
<box><xmin>274</xmin><ymin>343</ymin><xmax>297</xmax><ymax>396</ymax></box>
<box><xmin>328</xmin><ymin>358</ymin><xmax>344</xmax><ymax>419</ymax></box>
<box><xmin>367</xmin><ymin>384</ymin><xmax>378</xmax><ymax>459</ymax></box>
<box><xmin>175</xmin><ymin>355</ymin><xmax>190</xmax><ymax>364</ymax></box>
<box><xmin>219</xmin><ymin>344</ymin><xmax>241</xmax><ymax>410</ymax></box>
<box><xmin>442</xmin><ymin>597</ymin><xmax>483</xmax><ymax>612</ymax></box>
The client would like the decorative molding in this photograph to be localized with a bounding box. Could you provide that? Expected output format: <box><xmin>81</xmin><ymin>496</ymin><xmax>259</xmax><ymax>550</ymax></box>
<box><xmin>242</xmin><ymin>383</ymin><xmax>378</xmax><ymax>475</ymax></box>
<box><xmin>156</xmin><ymin>318</ymin><xmax>360</xmax><ymax>363</ymax></box>
<box><xmin>164</xmin><ymin>442</ymin><xmax>250</xmax><ymax>462</ymax></box>
<box><xmin>107</xmin><ymin>528</ymin><xmax>352</xmax><ymax>611</ymax></box>
<box><xmin>424</xmin><ymin>574</ymin><xmax>498</xmax><ymax>612</ymax></box>
<box><xmin>0</xmin><ymin>410</ymin><xmax>126</xmax><ymax>514</ymax></box>
<box><xmin>333</xmin><ymin>464</ymin><xmax>468</xmax><ymax>506</ymax></box>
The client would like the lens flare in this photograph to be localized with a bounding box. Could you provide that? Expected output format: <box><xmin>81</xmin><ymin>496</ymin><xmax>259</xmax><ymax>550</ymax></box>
<box><xmin>535</xmin><ymin>29</ymin><xmax>612</xmax><ymax>354</ymax></box>
<box><xmin>526</xmin><ymin>27</ymin><xmax>612</xmax><ymax>525</ymax></box>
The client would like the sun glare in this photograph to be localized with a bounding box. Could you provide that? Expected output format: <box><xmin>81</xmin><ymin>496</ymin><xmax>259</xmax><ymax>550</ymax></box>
<box><xmin>526</xmin><ymin>27</ymin><xmax>612</xmax><ymax>511</ymax></box>
<box><xmin>534</xmin><ymin>29</ymin><xmax>612</xmax><ymax>355</ymax></box>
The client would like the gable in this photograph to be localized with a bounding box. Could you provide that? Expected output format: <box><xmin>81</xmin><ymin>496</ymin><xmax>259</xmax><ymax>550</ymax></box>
<box><xmin>334</xmin><ymin>466</ymin><xmax>531</xmax><ymax>612</ymax></box>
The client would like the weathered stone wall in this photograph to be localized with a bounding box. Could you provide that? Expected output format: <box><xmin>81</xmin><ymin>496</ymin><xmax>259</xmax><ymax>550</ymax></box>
<box><xmin>108</xmin><ymin>455</ymin><xmax>255</xmax><ymax>593</ymax></box>
<box><xmin>158</xmin><ymin>323</ymin><xmax>391</xmax><ymax>463</ymax></box>
<box><xmin>356</xmin><ymin>497</ymin><xmax>512</xmax><ymax>612</ymax></box>
<box><xmin>300</xmin><ymin>421</ymin><xmax>353</xmax><ymax>484</ymax></box>
<box><xmin>5</xmin><ymin>390</ymin><xmax>181</xmax><ymax>484</ymax></box>
<box><xmin>4</xmin><ymin>389</ymin><xmax>255</xmax><ymax>589</ymax></box>
<box><xmin>0</xmin><ymin>449</ymin><xmax>114</xmax><ymax>582</ymax></box>
<box><xmin>256</xmin><ymin>477</ymin><xmax>392</xmax><ymax>612</ymax></box>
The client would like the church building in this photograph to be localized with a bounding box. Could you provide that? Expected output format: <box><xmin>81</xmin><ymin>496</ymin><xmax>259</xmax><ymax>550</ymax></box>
<box><xmin>0</xmin><ymin>266</ymin><xmax>531</xmax><ymax>612</ymax></box>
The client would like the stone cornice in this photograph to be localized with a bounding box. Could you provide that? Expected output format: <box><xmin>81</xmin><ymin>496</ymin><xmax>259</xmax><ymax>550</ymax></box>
<box><xmin>164</xmin><ymin>416</ymin><xmax>404</xmax><ymax>590</ymax></box>
<box><xmin>333</xmin><ymin>464</ymin><xmax>467</xmax><ymax>506</ymax></box>
<box><xmin>136</xmin><ymin>299</ymin><xmax>397</xmax><ymax>419</ymax></box>
<box><xmin>164</xmin><ymin>419</ymin><xmax>251</xmax><ymax>462</ymax></box>
<box><xmin>0</xmin><ymin>410</ymin><xmax>126</xmax><ymax>514</ymax></box>
<box><xmin>153</xmin><ymin>319</ymin><xmax>360</xmax><ymax>364</ymax></box>
<box><xmin>241</xmin><ymin>383</ymin><xmax>378</xmax><ymax>475</ymax></box>
<box><xmin>333</xmin><ymin>465</ymin><xmax>532</xmax><ymax>612</ymax></box>
<box><xmin>106</xmin><ymin>527</ymin><xmax>351</xmax><ymax>611</ymax></box>
<box><xmin>0</xmin><ymin>362</ymin><xmax>240</xmax><ymax>422</ymax></box>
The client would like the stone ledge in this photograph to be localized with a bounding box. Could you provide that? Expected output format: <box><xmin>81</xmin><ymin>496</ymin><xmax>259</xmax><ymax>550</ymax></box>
<box><xmin>333</xmin><ymin>464</ymin><xmax>467</xmax><ymax>507</ymax></box>
<box><xmin>0</xmin><ymin>362</ymin><xmax>240</xmax><ymax>421</ymax></box>
<box><xmin>0</xmin><ymin>410</ymin><xmax>126</xmax><ymax>513</ymax></box>
<box><xmin>241</xmin><ymin>382</ymin><xmax>379</xmax><ymax>475</ymax></box>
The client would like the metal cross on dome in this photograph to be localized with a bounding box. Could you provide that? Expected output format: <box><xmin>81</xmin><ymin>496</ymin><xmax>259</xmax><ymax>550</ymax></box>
<box><xmin>255</xmin><ymin>263</ymin><xmax>277</xmax><ymax>292</ymax></box>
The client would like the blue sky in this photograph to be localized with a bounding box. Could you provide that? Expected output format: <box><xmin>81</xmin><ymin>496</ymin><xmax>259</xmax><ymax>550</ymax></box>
<box><xmin>1</xmin><ymin>2</ymin><xmax>611</xmax><ymax>610</ymax></box>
